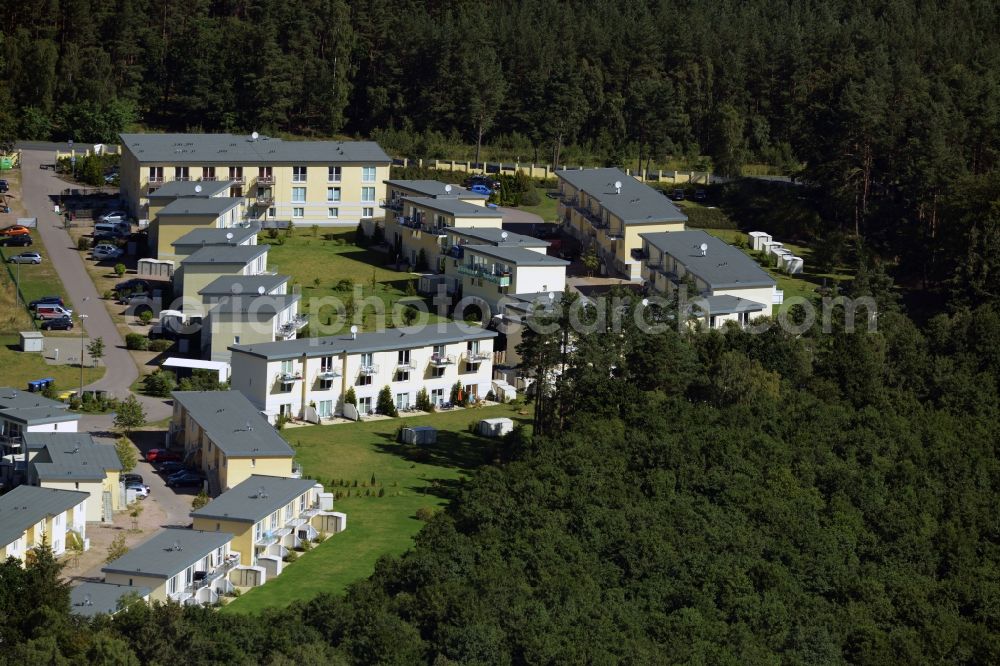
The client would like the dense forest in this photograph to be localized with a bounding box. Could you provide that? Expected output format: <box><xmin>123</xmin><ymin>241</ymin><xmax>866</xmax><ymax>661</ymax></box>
<box><xmin>3</xmin><ymin>1</ymin><xmax>1000</xmax><ymax>663</ymax></box>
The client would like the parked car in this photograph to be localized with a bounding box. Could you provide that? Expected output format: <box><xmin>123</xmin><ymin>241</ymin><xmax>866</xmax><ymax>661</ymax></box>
<box><xmin>29</xmin><ymin>295</ymin><xmax>64</xmax><ymax>310</ymax></box>
<box><xmin>97</xmin><ymin>210</ymin><xmax>129</xmax><ymax>224</ymax></box>
<box><xmin>469</xmin><ymin>184</ymin><xmax>492</xmax><ymax>196</ymax></box>
<box><xmin>156</xmin><ymin>461</ymin><xmax>186</xmax><ymax>475</ymax></box>
<box><xmin>114</xmin><ymin>278</ymin><xmax>150</xmax><ymax>295</ymax></box>
<box><xmin>35</xmin><ymin>304</ymin><xmax>73</xmax><ymax>320</ymax></box>
<box><xmin>694</xmin><ymin>189</ymin><xmax>708</xmax><ymax>202</ymax></box>
<box><xmin>92</xmin><ymin>244</ymin><xmax>124</xmax><ymax>261</ymax></box>
<box><xmin>1</xmin><ymin>225</ymin><xmax>31</xmax><ymax>236</ymax></box>
<box><xmin>668</xmin><ymin>189</ymin><xmax>686</xmax><ymax>201</ymax></box>
<box><xmin>466</xmin><ymin>174</ymin><xmax>500</xmax><ymax>190</ymax></box>
<box><xmin>121</xmin><ymin>473</ymin><xmax>144</xmax><ymax>486</ymax></box>
<box><xmin>0</xmin><ymin>235</ymin><xmax>32</xmax><ymax>247</ymax></box>
<box><xmin>40</xmin><ymin>316</ymin><xmax>73</xmax><ymax>331</ymax></box>
<box><xmin>0</xmin><ymin>179</ymin><xmax>8</xmax><ymax>193</ymax></box>
<box><xmin>145</xmin><ymin>448</ymin><xmax>180</xmax><ymax>463</ymax></box>
<box><xmin>166</xmin><ymin>472</ymin><xmax>204</xmax><ymax>488</ymax></box>
<box><xmin>8</xmin><ymin>251</ymin><xmax>41</xmax><ymax>264</ymax></box>
<box><xmin>126</xmin><ymin>482</ymin><xmax>150</xmax><ymax>498</ymax></box>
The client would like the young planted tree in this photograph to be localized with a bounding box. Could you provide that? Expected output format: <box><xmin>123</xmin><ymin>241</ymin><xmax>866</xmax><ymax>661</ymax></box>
<box><xmin>415</xmin><ymin>387</ymin><xmax>432</xmax><ymax>412</ymax></box>
<box><xmin>344</xmin><ymin>386</ymin><xmax>357</xmax><ymax>406</ymax></box>
<box><xmin>86</xmin><ymin>337</ymin><xmax>105</xmax><ymax>368</ymax></box>
<box><xmin>114</xmin><ymin>437</ymin><xmax>137</xmax><ymax>473</ymax></box>
<box><xmin>105</xmin><ymin>533</ymin><xmax>128</xmax><ymax>564</ymax></box>
<box><xmin>376</xmin><ymin>385</ymin><xmax>397</xmax><ymax>417</ymax></box>
<box><xmin>113</xmin><ymin>395</ymin><xmax>146</xmax><ymax>436</ymax></box>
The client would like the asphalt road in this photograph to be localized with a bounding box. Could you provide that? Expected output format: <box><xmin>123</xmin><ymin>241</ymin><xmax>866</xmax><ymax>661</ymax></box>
<box><xmin>18</xmin><ymin>149</ymin><xmax>170</xmax><ymax>421</ymax></box>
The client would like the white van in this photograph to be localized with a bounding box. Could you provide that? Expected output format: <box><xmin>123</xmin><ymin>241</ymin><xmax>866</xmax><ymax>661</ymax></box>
<box><xmin>36</xmin><ymin>304</ymin><xmax>73</xmax><ymax>320</ymax></box>
<box><xmin>94</xmin><ymin>221</ymin><xmax>130</xmax><ymax>238</ymax></box>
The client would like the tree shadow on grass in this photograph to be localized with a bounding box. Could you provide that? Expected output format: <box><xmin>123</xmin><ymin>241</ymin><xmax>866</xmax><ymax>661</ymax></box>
<box><xmin>372</xmin><ymin>428</ymin><xmax>498</xmax><ymax>473</ymax></box>
<box><xmin>128</xmin><ymin>427</ymin><xmax>168</xmax><ymax>458</ymax></box>
<box><xmin>405</xmin><ymin>477</ymin><xmax>467</xmax><ymax>504</ymax></box>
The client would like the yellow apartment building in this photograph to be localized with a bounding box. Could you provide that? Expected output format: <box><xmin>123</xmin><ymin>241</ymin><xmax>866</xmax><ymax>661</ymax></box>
<box><xmin>170</xmin><ymin>390</ymin><xmax>296</xmax><ymax>495</ymax></box>
<box><xmin>191</xmin><ymin>474</ymin><xmax>344</xmax><ymax>568</ymax></box>
<box><xmin>384</xmin><ymin>196</ymin><xmax>503</xmax><ymax>271</ymax></box>
<box><xmin>174</xmin><ymin>244</ymin><xmax>271</xmax><ymax>310</ymax></box>
<box><xmin>149</xmin><ymin>196</ymin><xmax>245</xmax><ymax>261</ymax></box>
<box><xmin>24</xmin><ymin>432</ymin><xmax>124</xmax><ymax>523</ymax></box>
<box><xmin>120</xmin><ymin>133</ymin><xmax>391</xmax><ymax>227</ymax></box>
<box><xmin>146</xmin><ymin>179</ymin><xmax>234</xmax><ymax>221</ymax></box>
<box><xmin>0</xmin><ymin>485</ymin><xmax>89</xmax><ymax>562</ymax></box>
<box><xmin>382</xmin><ymin>179</ymin><xmax>487</xmax><ymax>213</ymax></box>
<box><xmin>556</xmin><ymin>167</ymin><xmax>687</xmax><ymax>280</ymax></box>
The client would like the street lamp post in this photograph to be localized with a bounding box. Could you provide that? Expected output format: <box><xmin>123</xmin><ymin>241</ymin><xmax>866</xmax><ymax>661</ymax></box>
<box><xmin>78</xmin><ymin>312</ymin><xmax>88</xmax><ymax>398</ymax></box>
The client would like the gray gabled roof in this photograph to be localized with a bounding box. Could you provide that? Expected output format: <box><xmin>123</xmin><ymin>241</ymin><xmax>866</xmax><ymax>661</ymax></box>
<box><xmin>462</xmin><ymin>245</ymin><xmax>569</xmax><ymax>267</ymax></box>
<box><xmin>385</xmin><ymin>180</ymin><xmax>488</xmax><ymax>200</ymax></box>
<box><xmin>698</xmin><ymin>294</ymin><xmax>769</xmax><ymax>315</ymax></box>
<box><xmin>171</xmin><ymin>391</ymin><xmax>294</xmax><ymax>458</ymax></box>
<box><xmin>0</xmin><ymin>389</ymin><xmax>69</xmax><ymax>411</ymax></box>
<box><xmin>230</xmin><ymin>322</ymin><xmax>496</xmax><ymax>361</ymax></box>
<box><xmin>70</xmin><ymin>582</ymin><xmax>150</xmax><ymax>618</ymax></box>
<box><xmin>0</xmin><ymin>390</ymin><xmax>78</xmax><ymax>426</ymax></box>
<box><xmin>147</xmin><ymin>180</ymin><xmax>233</xmax><ymax>199</ymax></box>
<box><xmin>205</xmin><ymin>293</ymin><xmax>300</xmax><ymax>317</ymax></box>
<box><xmin>401</xmin><ymin>196</ymin><xmax>502</xmax><ymax>218</ymax></box>
<box><xmin>199</xmin><ymin>274</ymin><xmax>288</xmax><ymax>297</ymax></box>
<box><xmin>641</xmin><ymin>230</ymin><xmax>776</xmax><ymax>290</ymax></box>
<box><xmin>101</xmin><ymin>528</ymin><xmax>233</xmax><ymax>580</ymax></box>
<box><xmin>181</xmin><ymin>244</ymin><xmax>270</xmax><ymax>266</ymax></box>
<box><xmin>172</xmin><ymin>223</ymin><xmax>261</xmax><ymax>248</ymax></box>
<box><xmin>120</xmin><ymin>133</ymin><xmax>391</xmax><ymax>165</ymax></box>
<box><xmin>557</xmin><ymin>168</ymin><xmax>687</xmax><ymax>225</ymax></box>
<box><xmin>190</xmin><ymin>475</ymin><xmax>319</xmax><ymax>524</ymax></box>
<box><xmin>157</xmin><ymin>197</ymin><xmax>243</xmax><ymax>218</ymax></box>
<box><xmin>24</xmin><ymin>433</ymin><xmax>121</xmax><ymax>482</ymax></box>
<box><xmin>0</xmin><ymin>485</ymin><xmax>89</xmax><ymax>547</ymax></box>
<box><xmin>447</xmin><ymin>227</ymin><xmax>549</xmax><ymax>248</ymax></box>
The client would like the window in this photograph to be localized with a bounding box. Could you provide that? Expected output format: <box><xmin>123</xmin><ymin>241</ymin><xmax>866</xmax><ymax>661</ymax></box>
<box><xmin>358</xmin><ymin>396</ymin><xmax>373</xmax><ymax>415</ymax></box>
<box><xmin>395</xmin><ymin>392</ymin><xmax>410</xmax><ymax>410</ymax></box>
<box><xmin>431</xmin><ymin>366</ymin><xmax>445</xmax><ymax>378</ymax></box>
<box><xmin>396</xmin><ymin>370</ymin><xmax>409</xmax><ymax>382</ymax></box>
<box><xmin>281</xmin><ymin>360</ymin><xmax>294</xmax><ymax>374</ymax></box>
<box><xmin>292</xmin><ymin>187</ymin><xmax>306</xmax><ymax>202</ymax></box>
<box><xmin>299</xmin><ymin>494</ymin><xmax>307</xmax><ymax>511</ymax></box>
<box><xmin>168</xmin><ymin>576</ymin><xmax>178</xmax><ymax>595</ymax></box>
<box><xmin>328</xmin><ymin>166</ymin><xmax>341</xmax><ymax>182</ymax></box>
<box><xmin>251</xmin><ymin>458</ymin><xmax>256</xmax><ymax>468</ymax></box>
<box><xmin>361</xmin><ymin>187</ymin><xmax>375</xmax><ymax>203</ymax></box>
<box><xmin>357</xmin><ymin>374</ymin><xmax>372</xmax><ymax>386</ymax></box>
<box><xmin>293</xmin><ymin>166</ymin><xmax>307</xmax><ymax>183</ymax></box>
<box><xmin>175</xmin><ymin>166</ymin><xmax>189</xmax><ymax>181</ymax></box>
<box><xmin>293</xmin><ymin>207</ymin><xmax>304</xmax><ymax>218</ymax></box>
<box><xmin>270</xmin><ymin>512</ymin><xmax>278</xmax><ymax>530</ymax></box>
<box><xmin>431</xmin><ymin>388</ymin><xmax>444</xmax><ymax>405</ymax></box>
<box><xmin>317</xmin><ymin>400</ymin><xmax>333</xmax><ymax>417</ymax></box>
<box><xmin>397</xmin><ymin>350</ymin><xmax>411</xmax><ymax>366</ymax></box>
<box><xmin>285</xmin><ymin>503</ymin><xmax>293</xmax><ymax>521</ymax></box>
<box><xmin>254</xmin><ymin>522</ymin><xmax>263</xmax><ymax>541</ymax></box>
<box><xmin>234</xmin><ymin>335</ymin><xmax>240</xmax><ymax>344</ymax></box>
<box><xmin>328</xmin><ymin>207</ymin><xmax>339</xmax><ymax>219</ymax></box>
<box><xmin>362</xmin><ymin>207</ymin><xmax>374</xmax><ymax>218</ymax></box>
<box><xmin>203</xmin><ymin>166</ymin><xmax>216</xmax><ymax>180</ymax></box>
<box><xmin>268</xmin><ymin>207</ymin><xmax>276</xmax><ymax>217</ymax></box>
<box><xmin>362</xmin><ymin>166</ymin><xmax>376</xmax><ymax>183</ymax></box>
<box><xmin>361</xmin><ymin>352</ymin><xmax>374</xmax><ymax>368</ymax></box>
<box><xmin>229</xmin><ymin>166</ymin><xmax>243</xmax><ymax>181</ymax></box>
<box><xmin>259</xmin><ymin>166</ymin><xmax>273</xmax><ymax>181</ymax></box>
<box><xmin>149</xmin><ymin>166</ymin><xmax>164</xmax><ymax>183</ymax></box>
<box><xmin>321</xmin><ymin>356</ymin><xmax>334</xmax><ymax>372</ymax></box>
<box><xmin>327</xmin><ymin>187</ymin><xmax>341</xmax><ymax>202</ymax></box>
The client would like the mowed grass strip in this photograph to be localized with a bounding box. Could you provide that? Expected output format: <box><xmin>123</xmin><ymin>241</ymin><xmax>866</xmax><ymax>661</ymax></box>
<box><xmin>260</xmin><ymin>227</ymin><xmax>448</xmax><ymax>334</ymax></box>
<box><xmin>0</xmin><ymin>334</ymin><xmax>103</xmax><ymax>390</ymax></box>
<box><xmin>223</xmin><ymin>403</ymin><xmax>528</xmax><ymax>613</ymax></box>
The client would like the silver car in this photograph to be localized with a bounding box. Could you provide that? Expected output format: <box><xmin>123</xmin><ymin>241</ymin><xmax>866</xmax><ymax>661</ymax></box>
<box><xmin>8</xmin><ymin>252</ymin><xmax>42</xmax><ymax>264</ymax></box>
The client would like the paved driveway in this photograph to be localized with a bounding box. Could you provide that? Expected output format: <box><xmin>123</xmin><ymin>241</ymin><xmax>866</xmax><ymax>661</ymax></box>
<box><xmin>18</xmin><ymin>150</ymin><xmax>170</xmax><ymax>421</ymax></box>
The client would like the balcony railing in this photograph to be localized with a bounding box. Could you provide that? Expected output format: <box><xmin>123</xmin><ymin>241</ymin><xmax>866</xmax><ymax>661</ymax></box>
<box><xmin>257</xmin><ymin>175</ymin><xmax>275</xmax><ymax>185</ymax></box>
<box><xmin>456</xmin><ymin>264</ymin><xmax>511</xmax><ymax>286</ymax></box>
<box><xmin>256</xmin><ymin>194</ymin><xmax>274</xmax><ymax>206</ymax></box>
<box><xmin>229</xmin><ymin>175</ymin><xmax>245</xmax><ymax>184</ymax></box>
<box><xmin>277</xmin><ymin>315</ymin><xmax>308</xmax><ymax>339</ymax></box>
<box><xmin>279</xmin><ymin>371</ymin><xmax>303</xmax><ymax>383</ymax></box>
<box><xmin>317</xmin><ymin>369</ymin><xmax>341</xmax><ymax>380</ymax></box>
<box><xmin>396</xmin><ymin>360</ymin><xmax>416</xmax><ymax>371</ymax></box>
<box><xmin>429</xmin><ymin>353</ymin><xmax>455</xmax><ymax>366</ymax></box>
<box><xmin>193</xmin><ymin>553</ymin><xmax>240</xmax><ymax>590</ymax></box>
<box><xmin>464</xmin><ymin>350</ymin><xmax>492</xmax><ymax>363</ymax></box>
<box><xmin>148</xmin><ymin>176</ymin><xmax>164</xmax><ymax>184</ymax></box>
<box><xmin>201</xmin><ymin>176</ymin><xmax>218</xmax><ymax>181</ymax></box>
<box><xmin>174</xmin><ymin>176</ymin><xmax>190</xmax><ymax>182</ymax></box>
<box><xmin>359</xmin><ymin>364</ymin><xmax>379</xmax><ymax>375</ymax></box>
<box><xmin>380</xmin><ymin>199</ymin><xmax>403</xmax><ymax>211</ymax></box>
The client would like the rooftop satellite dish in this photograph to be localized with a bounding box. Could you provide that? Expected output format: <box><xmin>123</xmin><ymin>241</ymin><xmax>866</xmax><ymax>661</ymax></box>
<box><xmin>194</xmin><ymin>184</ymin><xmax>202</xmax><ymax>193</ymax></box>
<box><xmin>642</xmin><ymin>298</ymin><xmax>649</xmax><ymax>307</ymax></box>
<box><xmin>251</xmin><ymin>131</ymin><xmax>259</xmax><ymax>141</ymax></box>
<box><xmin>257</xmin><ymin>285</ymin><xmax>266</xmax><ymax>295</ymax></box>
<box><xmin>350</xmin><ymin>324</ymin><xmax>358</xmax><ymax>340</ymax></box>
<box><xmin>548</xmin><ymin>291</ymin><xmax>555</xmax><ymax>302</ymax></box>
<box><xmin>700</xmin><ymin>242</ymin><xmax>708</xmax><ymax>256</ymax></box>
<box><xmin>500</xmin><ymin>231</ymin><xmax>508</xmax><ymax>240</ymax></box>
<box><xmin>614</xmin><ymin>180</ymin><xmax>623</xmax><ymax>194</ymax></box>
<box><xmin>445</xmin><ymin>184</ymin><xmax>453</xmax><ymax>194</ymax></box>
<box><xmin>225</xmin><ymin>231</ymin><xmax>234</xmax><ymax>242</ymax></box>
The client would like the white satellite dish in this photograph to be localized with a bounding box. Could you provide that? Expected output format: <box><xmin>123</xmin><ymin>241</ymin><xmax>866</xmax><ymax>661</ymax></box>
<box><xmin>642</xmin><ymin>298</ymin><xmax>649</xmax><ymax>307</ymax></box>
<box><xmin>500</xmin><ymin>231</ymin><xmax>508</xmax><ymax>240</ymax></box>
<box><xmin>251</xmin><ymin>131</ymin><xmax>259</xmax><ymax>140</ymax></box>
<box><xmin>194</xmin><ymin>184</ymin><xmax>202</xmax><ymax>193</ymax></box>
<box><xmin>444</xmin><ymin>184</ymin><xmax>452</xmax><ymax>194</ymax></box>
<box><xmin>614</xmin><ymin>180</ymin><xmax>622</xmax><ymax>194</ymax></box>
<box><xmin>257</xmin><ymin>285</ymin><xmax>266</xmax><ymax>295</ymax></box>
<box><xmin>225</xmin><ymin>232</ymin><xmax>234</xmax><ymax>241</ymax></box>
<box><xmin>350</xmin><ymin>324</ymin><xmax>358</xmax><ymax>340</ymax></box>
<box><xmin>699</xmin><ymin>243</ymin><xmax>708</xmax><ymax>256</ymax></box>
<box><xmin>548</xmin><ymin>291</ymin><xmax>555</xmax><ymax>301</ymax></box>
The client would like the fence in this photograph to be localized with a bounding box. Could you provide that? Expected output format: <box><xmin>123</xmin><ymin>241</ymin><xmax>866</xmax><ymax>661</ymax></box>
<box><xmin>0</xmin><ymin>246</ymin><xmax>38</xmax><ymax>332</ymax></box>
<box><xmin>53</xmin><ymin>143</ymin><xmax>121</xmax><ymax>162</ymax></box>
<box><xmin>392</xmin><ymin>157</ymin><xmax>713</xmax><ymax>185</ymax></box>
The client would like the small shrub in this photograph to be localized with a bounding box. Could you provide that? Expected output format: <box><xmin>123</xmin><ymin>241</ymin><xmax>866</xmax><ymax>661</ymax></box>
<box><xmin>77</xmin><ymin>236</ymin><xmax>91</xmax><ymax>251</ymax></box>
<box><xmin>378</xmin><ymin>487</ymin><xmax>385</xmax><ymax>497</ymax></box>
<box><xmin>148</xmin><ymin>339</ymin><xmax>172</xmax><ymax>352</ymax></box>
<box><xmin>114</xmin><ymin>263</ymin><xmax>127</xmax><ymax>278</ymax></box>
<box><xmin>125</xmin><ymin>333</ymin><xmax>149</xmax><ymax>350</ymax></box>
<box><xmin>142</xmin><ymin>370</ymin><xmax>176</xmax><ymax>397</ymax></box>
<box><xmin>300</xmin><ymin>539</ymin><xmax>313</xmax><ymax>553</ymax></box>
<box><xmin>683</xmin><ymin>206</ymin><xmax>737</xmax><ymax>229</ymax></box>
<box><xmin>519</xmin><ymin>187</ymin><xmax>542</xmax><ymax>206</ymax></box>
<box><xmin>138</xmin><ymin>310</ymin><xmax>153</xmax><ymax>325</ymax></box>
<box><xmin>415</xmin><ymin>506</ymin><xmax>436</xmax><ymax>521</ymax></box>
<box><xmin>102</xmin><ymin>289</ymin><xmax>115</xmax><ymax>300</ymax></box>
<box><xmin>284</xmin><ymin>551</ymin><xmax>299</xmax><ymax>563</ymax></box>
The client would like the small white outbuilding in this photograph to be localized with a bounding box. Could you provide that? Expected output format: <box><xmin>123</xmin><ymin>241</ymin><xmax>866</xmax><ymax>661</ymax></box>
<box><xmin>478</xmin><ymin>418</ymin><xmax>514</xmax><ymax>438</ymax></box>
<box><xmin>400</xmin><ymin>426</ymin><xmax>438</xmax><ymax>445</ymax></box>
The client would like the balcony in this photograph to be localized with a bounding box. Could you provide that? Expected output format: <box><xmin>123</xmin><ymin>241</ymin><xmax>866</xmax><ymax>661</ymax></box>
<box><xmin>429</xmin><ymin>353</ymin><xmax>455</xmax><ymax>367</ymax></box>
<box><xmin>396</xmin><ymin>360</ymin><xmax>416</xmax><ymax>371</ymax></box>
<box><xmin>200</xmin><ymin>176</ymin><xmax>218</xmax><ymax>181</ymax></box>
<box><xmin>380</xmin><ymin>198</ymin><xmax>402</xmax><ymax>212</ymax></box>
<box><xmin>359</xmin><ymin>364</ymin><xmax>379</xmax><ymax>375</ymax></box>
<box><xmin>279</xmin><ymin>371</ymin><xmax>302</xmax><ymax>385</ymax></box>
<box><xmin>464</xmin><ymin>350</ymin><xmax>492</xmax><ymax>363</ymax></box>
<box><xmin>256</xmin><ymin>195</ymin><xmax>274</xmax><ymax>206</ymax></box>
<box><xmin>193</xmin><ymin>553</ymin><xmax>240</xmax><ymax>590</ymax></box>
<box><xmin>257</xmin><ymin>175</ymin><xmax>275</xmax><ymax>185</ymax></box>
<box><xmin>317</xmin><ymin>369</ymin><xmax>341</xmax><ymax>380</ymax></box>
<box><xmin>174</xmin><ymin>176</ymin><xmax>190</xmax><ymax>182</ymax></box>
<box><xmin>457</xmin><ymin>264</ymin><xmax>511</xmax><ymax>286</ymax></box>
<box><xmin>277</xmin><ymin>315</ymin><xmax>308</xmax><ymax>339</ymax></box>
<box><xmin>148</xmin><ymin>176</ymin><xmax>165</xmax><ymax>184</ymax></box>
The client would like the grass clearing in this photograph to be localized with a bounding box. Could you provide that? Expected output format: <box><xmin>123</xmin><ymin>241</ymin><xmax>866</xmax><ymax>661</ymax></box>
<box><xmin>260</xmin><ymin>227</ymin><xmax>449</xmax><ymax>335</ymax></box>
<box><xmin>513</xmin><ymin>187</ymin><xmax>559</xmax><ymax>222</ymax></box>
<box><xmin>223</xmin><ymin>403</ymin><xmax>528</xmax><ymax>613</ymax></box>
<box><xmin>0</xmin><ymin>334</ymin><xmax>102</xmax><ymax>390</ymax></box>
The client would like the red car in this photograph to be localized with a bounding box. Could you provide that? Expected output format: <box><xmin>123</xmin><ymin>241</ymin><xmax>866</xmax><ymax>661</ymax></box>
<box><xmin>145</xmin><ymin>448</ymin><xmax>181</xmax><ymax>463</ymax></box>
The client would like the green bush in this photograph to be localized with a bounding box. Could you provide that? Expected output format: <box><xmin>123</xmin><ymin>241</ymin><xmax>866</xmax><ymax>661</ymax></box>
<box><xmin>138</xmin><ymin>310</ymin><xmax>153</xmax><ymax>325</ymax></box>
<box><xmin>77</xmin><ymin>236</ymin><xmax>91</xmax><ymax>251</ymax></box>
<box><xmin>284</xmin><ymin>551</ymin><xmax>299</xmax><ymax>563</ymax></box>
<box><xmin>148</xmin><ymin>339</ymin><xmax>173</xmax><ymax>352</ymax></box>
<box><xmin>142</xmin><ymin>370</ymin><xmax>176</xmax><ymax>397</ymax></box>
<box><xmin>415</xmin><ymin>506</ymin><xmax>436</xmax><ymax>521</ymax></box>
<box><xmin>683</xmin><ymin>206</ymin><xmax>737</xmax><ymax>229</ymax></box>
<box><xmin>125</xmin><ymin>333</ymin><xmax>149</xmax><ymax>350</ymax></box>
<box><xmin>519</xmin><ymin>187</ymin><xmax>541</xmax><ymax>206</ymax></box>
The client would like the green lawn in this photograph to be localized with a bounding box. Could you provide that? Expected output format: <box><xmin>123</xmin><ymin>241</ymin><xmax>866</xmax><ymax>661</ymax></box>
<box><xmin>223</xmin><ymin>403</ymin><xmax>528</xmax><ymax>613</ymax></box>
<box><xmin>513</xmin><ymin>187</ymin><xmax>559</xmax><ymax>223</ymax></box>
<box><xmin>260</xmin><ymin>228</ymin><xmax>449</xmax><ymax>335</ymax></box>
<box><xmin>0</xmin><ymin>334</ymin><xmax>103</xmax><ymax>390</ymax></box>
<box><xmin>0</xmin><ymin>247</ymin><xmax>71</xmax><ymax>311</ymax></box>
<box><xmin>703</xmin><ymin>229</ymin><xmax>853</xmax><ymax>310</ymax></box>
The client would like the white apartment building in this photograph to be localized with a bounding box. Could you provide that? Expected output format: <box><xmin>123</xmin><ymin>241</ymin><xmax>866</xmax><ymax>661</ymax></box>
<box><xmin>228</xmin><ymin>323</ymin><xmax>497</xmax><ymax>423</ymax></box>
<box><xmin>449</xmin><ymin>244</ymin><xmax>569</xmax><ymax>314</ymax></box>
<box><xmin>0</xmin><ymin>485</ymin><xmax>89</xmax><ymax>562</ymax></box>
